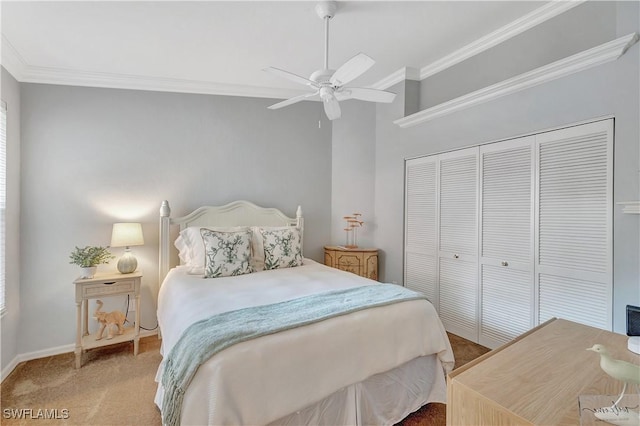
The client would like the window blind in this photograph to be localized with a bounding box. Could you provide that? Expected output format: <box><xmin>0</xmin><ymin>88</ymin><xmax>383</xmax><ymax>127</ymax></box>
<box><xmin>1</xmin><ymin>100</ymin><xmax>6</xmax><ymax>314</ymax></box>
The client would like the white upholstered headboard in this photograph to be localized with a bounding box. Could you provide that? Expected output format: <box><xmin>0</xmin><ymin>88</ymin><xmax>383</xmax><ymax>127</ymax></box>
<box><xmin>158</xmin><ymin>200</ymin><xmax>303</xmax><ymax>284</ymax></box>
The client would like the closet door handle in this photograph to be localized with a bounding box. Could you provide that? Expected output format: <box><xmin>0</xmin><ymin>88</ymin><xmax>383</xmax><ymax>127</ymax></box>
<box><xmin>501</xmin><ymin>261</ymin><xmax>509</xmax><ymax>267</ymax></box>
<box><xmin>453</xmin><ymin>254</ymin><xmax>459</xmax><ymax>259</ymax></box>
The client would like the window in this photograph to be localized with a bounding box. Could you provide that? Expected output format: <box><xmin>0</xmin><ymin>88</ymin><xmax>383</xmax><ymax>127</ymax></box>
<box><xmin>0</xmin><ymin>100</ymin><xmax>6</xmax><ymax>314</ymax></box>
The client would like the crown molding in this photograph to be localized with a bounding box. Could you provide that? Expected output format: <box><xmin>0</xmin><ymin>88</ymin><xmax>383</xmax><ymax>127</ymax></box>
<box><xmin>371</xmin><ymin>67</ymin><xmax>420</xmax><ymax>90</ymax></box>
<box><xmin>0</xmin><ymin>0</ymin><xmax>588</xmax><ymax>100</ymax></box>
<box><xmin>1</xmin><ymin>32</ymin><xmax>305</xmax><ymax>100</ymax></box>
<box><xmin>370</xmin><ymin>1</ymin><xmax>583</xmax><ymax>92</ymax></box>
<box><xmin>394</xmin><ymin>32</ymin><xmax>639</xmax><ymax>129</ymax></box>
<box><xmin>419</xmin><ymin>0</ymin><xmax>586</xmax><ymax>80</ymax></box>
<box><xmin>1</xmin><ymin>34</ymin><xmax>27</xmax><ymax>81</ymax></box>
<box><xmin>16</xmin><ymin>64</ymin><xmax>306</xmax><ymax>99</ymax></box>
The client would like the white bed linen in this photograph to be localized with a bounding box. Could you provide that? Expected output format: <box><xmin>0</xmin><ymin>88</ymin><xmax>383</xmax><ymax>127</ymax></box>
<box><xmin>269</xmin><ymin>354</ymin><xmax>446</xmax><ymax>426</ymax></box>
<box><xmin>155</xmin><ymin>259</ymin><xmax>453</xmax><ymax>425</ymax></box>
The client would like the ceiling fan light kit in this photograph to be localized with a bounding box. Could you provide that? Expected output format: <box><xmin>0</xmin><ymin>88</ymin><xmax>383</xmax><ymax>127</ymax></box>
<box><xmin>264</xmin><ymin>1</ymin><xmax>396</xmax><ymax>121</ymax></box>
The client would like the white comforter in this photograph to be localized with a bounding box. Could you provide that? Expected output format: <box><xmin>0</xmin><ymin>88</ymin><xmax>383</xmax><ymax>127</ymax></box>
<box><xmin>155</xmin><ymin>259</ymin><xmax>453</xmax><ymax>425</ymax></box>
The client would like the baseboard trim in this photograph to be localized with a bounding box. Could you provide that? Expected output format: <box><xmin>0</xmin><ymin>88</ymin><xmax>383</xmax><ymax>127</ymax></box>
<box><xmin>1</xmin><ymin>356</ymin><xmax>20</xmax><ymax>383</ymax></box>
<box><xmin>1</xmin><ymin>329</ymin><xmax>158</xmax><ymax>383</ymax></box>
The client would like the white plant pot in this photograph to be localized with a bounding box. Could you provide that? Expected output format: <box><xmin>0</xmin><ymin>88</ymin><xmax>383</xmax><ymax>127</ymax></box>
<box><xmin>79</xmin><ymin>266</ymin><xmax>97</xmax><ymax>279</ymax></box>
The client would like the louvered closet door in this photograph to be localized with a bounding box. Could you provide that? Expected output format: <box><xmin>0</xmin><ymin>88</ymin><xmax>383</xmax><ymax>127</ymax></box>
<box><xmin>479</xmin><ymin>137</ymin><xmax>534</xmax><ymax>348</ymax></box>
<box><xmin>438</xmin><ymin>147</ymin><xmax>479</xmax><ymax>341</ymax></box>
<box><xmin>404</xmin><ymin>157</ymin><xmax>438</xmax><ymax>305</ymax></box>
<box><xmin>536</xmin><ymin>119</ymin><xmax>613</xmax><ymax>330</ymax></box>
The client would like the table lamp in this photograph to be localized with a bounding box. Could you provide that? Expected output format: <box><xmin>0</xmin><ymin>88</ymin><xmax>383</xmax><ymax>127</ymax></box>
<box><xmin>110</xmin><ymin>223</ymin><xmax>144</xmax><ymax>274</ymax></box>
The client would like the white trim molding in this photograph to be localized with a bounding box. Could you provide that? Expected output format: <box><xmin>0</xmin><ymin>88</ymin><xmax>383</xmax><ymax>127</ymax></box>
<box><xmin>2</xmin><ymin>1</ymin><xmax>584</xmax><ymax>100</ymax></box>
<box><xmin>371</xmin><ymin>67</ymin><xmax>420</xmax><ymax>91</ymax></box>
<box><xmin>394</xmin><ymin>33</ymin><xmax>639</xmax><ymax>129</ymax></box>
<box><xmin>0</xmin><ymin>0</ymin><xmax>622</xmax><ymax>108</ymax></box>
<box><xmin>1</xmin><ymin>33</ymin><xmax>305</xmax><ymax>100</ymax></box>
<box><xmin>618</xmin><ymin>201</ymin><xmax>640</xmax><ymax>214</ymax></box>
<box><xmin>1</xmin><ymin>343</ymin><xmax>74</xmax><ymax>382</ymax></box>
<box><xmin>1</xmin><ymin>329</ymin><xmax>158</xmax><ymax>382</ymax></box>
<box><xmin>419</xmin><ymin>1</ymin><xmax>586</xmax><ymax>80</ymax></box>
<box><xmin>1</xmin><ymin>34</ymin><xmax>27</xmax><ymax>81</ymax></box>
<box><xmin>17</xmin><ymin>65</ymin><xmax>307</xmax><ymax>100</ymax></box>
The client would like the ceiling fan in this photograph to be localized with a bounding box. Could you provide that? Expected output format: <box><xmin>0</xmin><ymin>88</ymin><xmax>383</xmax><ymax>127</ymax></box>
<box><xmin>263</xmin><ymin>1</ymin><xmax>396</xmax><ymax>120</ymax></box>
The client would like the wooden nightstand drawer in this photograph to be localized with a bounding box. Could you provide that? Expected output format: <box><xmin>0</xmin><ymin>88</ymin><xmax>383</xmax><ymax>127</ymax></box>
<box><xmin>81</xmin><ymin>280</ymin><xmax>135</xmax><ymax>298</ymax></box>
<box><xmin>336</xmin><ymin>252</ymin><xmax>363</xmax><ymax>274</ymax></box>
<box><xmin>324</xmin><ymin>246</ymin><xmax>378</xmax><ymax>280</ymax></box>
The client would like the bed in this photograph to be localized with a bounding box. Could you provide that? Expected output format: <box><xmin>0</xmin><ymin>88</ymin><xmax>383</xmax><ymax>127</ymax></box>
<box><xmin>154</xmin><ymin>200</ymin><xmax>454</xmax><ymax>425</ymax></box>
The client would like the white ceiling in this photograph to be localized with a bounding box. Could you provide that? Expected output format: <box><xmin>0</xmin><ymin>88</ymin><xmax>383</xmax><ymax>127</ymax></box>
<box><xmin>1</xmin><ymin>1</ymin><xmax>551</xmax><ymax>99</ymax></box>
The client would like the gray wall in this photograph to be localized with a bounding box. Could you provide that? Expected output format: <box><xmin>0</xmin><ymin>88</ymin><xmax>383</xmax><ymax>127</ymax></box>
<box><xmin>18</xmin><ymin>84</ymin><xmax>332</xmax><ymax>354</ymax></box>
<box><xmin>373</xmin><ymin>1</ymin><xmax>640</xmax><ymax>334</ymax></box>
<box><xmin>1</xmin><ymin>68</ymin><xmax>21</xmax><ymax>373</ymax></box>
<box><xmin>330</xmin><ymin>101</ymin><xmax>376</xmax><ymax>248</ymax></box>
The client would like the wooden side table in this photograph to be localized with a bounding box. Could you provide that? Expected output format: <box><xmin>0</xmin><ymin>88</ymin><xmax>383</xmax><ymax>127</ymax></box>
<box><xmin>447</xmin><ymin>318</ymin><xmax>638</xmax><ymax>425</ymax></box>
<box><xmin>74</xmin><ymin>271</ymin><xmax>141</xmax><ymax>368</ymax></box>
<box><xmin>324</xmin><ymin>246</ymin><xmax>378</xmax><ymax>280</ymax></box>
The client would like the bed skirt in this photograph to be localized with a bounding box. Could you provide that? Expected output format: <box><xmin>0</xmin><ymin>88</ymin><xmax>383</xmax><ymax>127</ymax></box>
<box><xmin>155</xmin><ymin>354</ymin><xmax>445</xmax><ymax>425</ymax></box>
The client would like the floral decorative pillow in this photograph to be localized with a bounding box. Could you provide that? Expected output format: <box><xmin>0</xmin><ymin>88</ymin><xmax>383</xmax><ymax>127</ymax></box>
<box><xmin>200</xmin><ymin>228</ymin><xmax>253</xmax><ymax>278</ymax></box>
<box><xmin>260</xmin><ymin>227</ymin><xmax>303</xmax><ymax>270</ymax></box>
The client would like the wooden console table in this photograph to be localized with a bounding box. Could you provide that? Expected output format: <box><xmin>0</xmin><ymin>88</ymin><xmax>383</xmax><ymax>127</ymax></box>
<box><xmin>447</xmin><ymin>318</ymin><xmax>639</xmax><ymax>425</ymax></box>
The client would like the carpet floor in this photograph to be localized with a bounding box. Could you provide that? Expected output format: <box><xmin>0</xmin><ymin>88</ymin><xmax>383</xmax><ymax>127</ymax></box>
<box><xmin>1</xmin><ymin>333</ymin><xmax>489</xmax><ymax>425</ymax></box>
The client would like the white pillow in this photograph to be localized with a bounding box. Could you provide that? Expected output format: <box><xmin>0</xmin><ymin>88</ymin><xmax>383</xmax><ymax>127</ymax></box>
<box><xmin>201</xmin><ymin>228</ymin><xmax>253</xmax><ymax>278</ymax></box>
<box><xmin>259</xmin><ymin>226</ymin><xmax>303</xmax><ymax>270</ymax></box>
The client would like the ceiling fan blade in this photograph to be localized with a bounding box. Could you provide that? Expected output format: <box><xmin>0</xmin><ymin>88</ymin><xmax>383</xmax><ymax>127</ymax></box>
<box><xmin>268</xmin><ymin>91</ymin><xmax>319</xmax><ymax>110</ymax></box>
<box><xmin>329</xmin><ymin>53</ymin><xmax>375</xmax><ymax>87</ymax></box>
<box><xmin>323</xmin><ymin>96</ymin><xmax>341</xmax><ymax>120</ymax></box>
<box><xmin>336</xmin><ymin>87</ymin><xmax>396</xmax><ymax>103</ymax></box>
<box><xmin>263</xmin><ymin>67</ymin><xmax>319</xmax><ymax>88</ymax></box>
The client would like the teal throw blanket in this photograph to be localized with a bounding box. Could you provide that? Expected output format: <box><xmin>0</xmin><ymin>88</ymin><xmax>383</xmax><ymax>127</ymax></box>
<box><xmin>161</xmin><ymin>283</ymin><xmax>425</xmax><ymax>426</ymax></box>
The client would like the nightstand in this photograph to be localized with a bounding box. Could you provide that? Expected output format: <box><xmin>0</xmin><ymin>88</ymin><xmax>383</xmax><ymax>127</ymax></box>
<box><xmin>324</xmin><ymin>246</ymin><xmax>378</xmax><ymax>280</ymax></box>
<box><xmin>74</xmin><ymin>271</ymin><xmax>141</xmax><ymax>368</ymax></box>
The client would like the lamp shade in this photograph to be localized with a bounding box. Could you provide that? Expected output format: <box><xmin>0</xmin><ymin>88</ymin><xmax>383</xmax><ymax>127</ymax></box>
<box><xmin>110</xmin><ymin>223</ymin><xmax>144</xmax><ymax>247</ymax></box>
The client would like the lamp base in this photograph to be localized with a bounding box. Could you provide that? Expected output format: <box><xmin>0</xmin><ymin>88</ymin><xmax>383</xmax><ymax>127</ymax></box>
<box><xmin>117</xmin><ymin>250</ymin><xmax>137</xmax><ymax>274</ymax></box>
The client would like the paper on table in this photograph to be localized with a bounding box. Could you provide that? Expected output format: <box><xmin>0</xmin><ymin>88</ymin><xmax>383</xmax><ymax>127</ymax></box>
<box><xmin>579</xmin><ymin>394</ymin><xmax>640</xmax><ymax>426</ymax></box>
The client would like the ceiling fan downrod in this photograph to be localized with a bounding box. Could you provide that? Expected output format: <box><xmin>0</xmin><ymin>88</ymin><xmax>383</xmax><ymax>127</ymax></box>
<box><xmin>315</xmin><ymin>1</ymin><xmax>337</xmax><ymax>72</ymax></box>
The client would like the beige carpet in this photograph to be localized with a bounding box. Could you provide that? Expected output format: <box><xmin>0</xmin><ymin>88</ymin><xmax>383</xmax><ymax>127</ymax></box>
<box><xmin>1</xmin><ymin>333</ymin><xmax>488</xmax><ymax>425</ymax></box>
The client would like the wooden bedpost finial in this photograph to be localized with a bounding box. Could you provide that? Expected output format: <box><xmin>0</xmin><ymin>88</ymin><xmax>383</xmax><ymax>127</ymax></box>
<box><xmin>296</xmin><ymin>205</ymin><xmax>302</xmax><ymax>219</ymax></box>
<box><xmin>160</xmin><ymin>200</ymin><xmax>171</xmax><ymax>217</ymax></box>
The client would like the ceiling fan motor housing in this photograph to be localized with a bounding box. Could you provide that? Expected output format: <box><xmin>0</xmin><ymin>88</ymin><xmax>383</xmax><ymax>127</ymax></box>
<box><xmin>310</xmin><ymin>68</ymin><xmax>335</xmax><ymax>85</ymax></box>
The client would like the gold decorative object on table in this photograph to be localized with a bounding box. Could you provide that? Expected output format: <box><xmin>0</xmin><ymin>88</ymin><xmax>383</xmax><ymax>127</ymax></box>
<box><xmin>343</xmin><ymin>213</ymin><xmax>363</xmax><ymax>248</ymax></box>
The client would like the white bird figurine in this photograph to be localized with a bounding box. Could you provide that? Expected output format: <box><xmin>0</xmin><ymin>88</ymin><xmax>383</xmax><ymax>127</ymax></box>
<box><xmin>587</xmin><ymin>344</ymin><xmax>640</xmax><ymax>408</ymax></box>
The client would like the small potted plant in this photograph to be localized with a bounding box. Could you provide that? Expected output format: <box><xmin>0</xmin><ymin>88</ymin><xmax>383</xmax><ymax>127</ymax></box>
<box><xmin>69</xmin><ymin>246</ymin><xmax>115</xmax><ymax>278</ymax></box>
